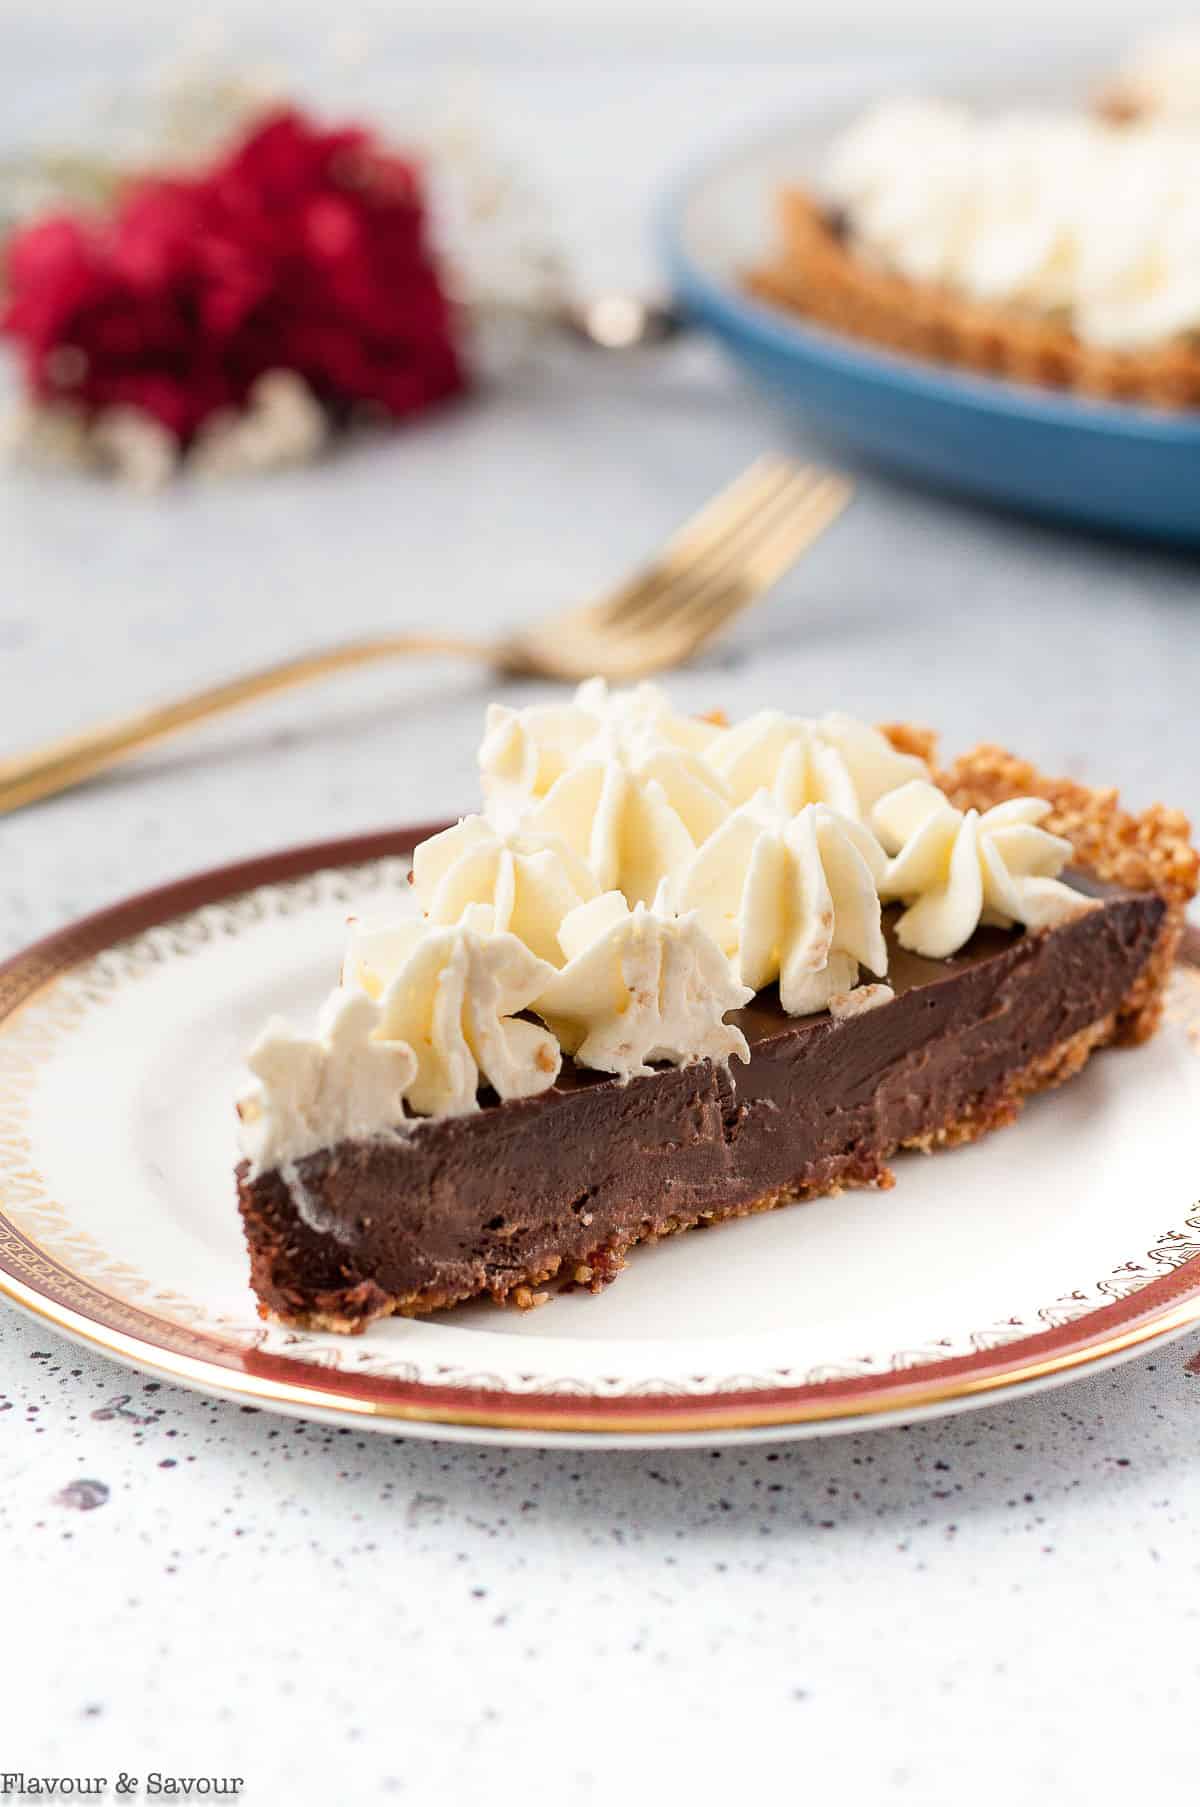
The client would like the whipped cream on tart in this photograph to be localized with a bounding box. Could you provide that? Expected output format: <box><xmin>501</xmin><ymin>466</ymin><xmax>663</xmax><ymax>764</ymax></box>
<box><xmin>748</xmin><ymin>93</ymin><xmax>1200</xmax><ymax>406</ymax></box>
<box><xmin>235</xmin><ymin>682</ymin><xmax>1197</xmax><ymax>1331</ymax></box>
<box><xmin>241</xmin><ymin>912</ymin><xmax>562</xmax><ymax>1174</ymax></box>
<box><xmin>479</xmin><ymin>677</ymin><xmax>720</xmax><ymax>820</ymax></box>
<box><xmin>676</xmin><ymin>795</ymin><xmax>888</xmax><ymax>1013</ymax></box>
<box><xmin>873</xmin><ymin>779</ymin><xmax>1088</xmax><ymax>959</ymax></box>
<box><xmin>342</xmin><ymin>909</ymin><xmax>562</xmax><ymax>1119</ymax></box>
<box><xmin>526</xmin><ymin>723</ymin><xmax>730</xmax><ymax>906</ymax></box>
<box><xmin>238</xmin><ymin>989</ymin><xmax>421</xmax><ymax>1175</ymax></box>
<box><xmin>533</xmin><ymin>887</ymin><xmax>752</xmax><ymax>1079</ymax></box>
<box><xmin>703</xmin><ymin>708</ymin><xmax>926</xmax><ymax>819</ymax></box>
<box><xmin>411</xmin><ymin>816</ymin><xmax>598</xmax><ymax>966</ymax></box>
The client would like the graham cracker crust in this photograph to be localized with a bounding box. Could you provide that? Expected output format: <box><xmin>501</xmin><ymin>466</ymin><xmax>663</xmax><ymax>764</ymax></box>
<box><xmin>921</xmin><ymin>732</ymin><xmax>1198</xmax><ymax>1043</ymax></box>
<box><xmin>262</xmin><ymin>1013</ymin><xmax>1116</xmax><ymax>1335</ymax></box>
<box><xmin>747</xmin><ymin>188</ymin><xmax>1200</xmax><ymax>410</ymax></box>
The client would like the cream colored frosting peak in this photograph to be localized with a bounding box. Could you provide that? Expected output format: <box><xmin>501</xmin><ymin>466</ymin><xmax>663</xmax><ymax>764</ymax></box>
<box><xmin>704</xmin><ymin>712</ymin><xmax>859</xmax><ymax>816</ymax></box>
<box><xmin>344</xmin><ymin>911</ymin><xmax>561</xmax><ymax>1117</ymax></box>
<box><xmin>411</xmin><ymin>815</ymin><xmax>598</xmax><ymax>965</ymax></box>
<box><xmin>700</xmin><ymin>709</ymin><xmax>927</xmax><ymax>821</ymax></box>
<box><xmin>479</xmin><ymin>678</ymin><xmax>720</xmax><ymax>821</ymax></box>
<box><xmin>874</xmin><ymin>780</ymin><xmax>1084</xmax><ymax>959</ymax></box>
<box><xmin>478</xmin><ymin>700</ymin><xmax>599</xmax><ymax>818</ymax></box>
<box><xmin>570</xmin><ymin>676</ymin><xmax>722</xmax><ymax>757</ymax></box>
<box><xmin>532</xmin><ymin>889</ymin><xmax>752</xmax><ymax>1079</ymax></box>
<box><xmin>528</xmin><ymin>728</ymin><xmax>731</xmax><ymax>906</ymax></box>
<box><xmin>237</xmin><ymin>988</ymin><xmax>419</xmax><ymax>1174</ymax></box>
<box><xmin>676</xmin><ymin>796</ymin><xmax>889</xmax><ymax>1015</ymax></box>
<box><xmin>815</xmin><ymin>713</ymin><xmax>931</xmax><ymax>811</ymax></box>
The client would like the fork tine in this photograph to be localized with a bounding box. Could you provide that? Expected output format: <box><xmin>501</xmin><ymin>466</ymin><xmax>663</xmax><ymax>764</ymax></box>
<box><xmin>599</xmin><ymin>467</ymin><xmax>851</xmax><ymax>644</ymax></box>
<box><xmin>583</xmin><ymin>456</ymin><xmax>801</xmax><ymax>632</ymax></box>
<box><xmin>689</xmin><ymin>473</ymin><xmax>854</xmax><ymax>629</ymax></box>
<box><xmin>585</xmin><ymin>472</ymin><xmax>853</xmax><ymax>675</ymax></box>
<box><xmin>507</xmin><ymin>457</ymin><xmax>853</xmax><ymax>682</ymax></box>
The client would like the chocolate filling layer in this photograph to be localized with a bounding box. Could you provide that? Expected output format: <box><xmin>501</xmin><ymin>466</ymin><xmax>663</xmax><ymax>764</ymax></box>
<box><xmin>237</xmin><ymin>880</ymin><xmax>1165</xmax><ymax>1330</ymax></box>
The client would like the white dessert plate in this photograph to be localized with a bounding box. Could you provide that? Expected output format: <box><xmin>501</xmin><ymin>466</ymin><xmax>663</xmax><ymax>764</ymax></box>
<box><xmin>2</xmin><ymin>824</ymin><xmax>1199</xmax><ymax>1449</ymax></box>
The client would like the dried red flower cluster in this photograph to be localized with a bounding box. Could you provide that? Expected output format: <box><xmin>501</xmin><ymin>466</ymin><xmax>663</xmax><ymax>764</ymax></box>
<box><xmin>1</xmin><ymin>108</ymin><xmax>466</xmax><ymax>443</ymax></box>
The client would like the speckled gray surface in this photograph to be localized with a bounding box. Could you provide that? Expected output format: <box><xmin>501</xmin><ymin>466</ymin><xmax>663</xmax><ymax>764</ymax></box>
<box><xmin>5</xmin><ymin>1311</ymin><xmax>1200</xmax><ymax>1804</ymax></box>
<box><xmin>3</xmin><ymin>49</ymin><xmax>1200</xmax><ymax>1807</ymax></box>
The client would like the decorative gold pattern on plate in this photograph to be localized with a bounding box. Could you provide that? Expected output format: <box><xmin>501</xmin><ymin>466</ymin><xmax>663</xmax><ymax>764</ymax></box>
<box><xmin>1</xmin><ymin>842</ymin><xmax>1199</xmax><ymax>1432</ymax></box>
<box><xmin>0</xmin><ymin>861</ymin><xmax>411</xmax><ymax>1344</ymax></box>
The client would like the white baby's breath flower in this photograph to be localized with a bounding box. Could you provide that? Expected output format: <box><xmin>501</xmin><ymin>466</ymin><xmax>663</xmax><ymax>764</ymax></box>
<box><xmin>91</xmin><ymin>407</ymin><xmax>179</xmax><ymax>493</ymax></box>
<box><xmin>188</xmin><ymin>372</ymin><xmax>327</xmax><ymax>481</ymax></box>
<box><xmin>0</xmin><ymin>400</ymin><xmax>93</xmax><ymax>470</ymax></box>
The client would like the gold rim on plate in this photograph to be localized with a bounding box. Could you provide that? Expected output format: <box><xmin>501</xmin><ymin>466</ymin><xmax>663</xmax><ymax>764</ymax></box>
<box><xmin>2</xmin><ymin>825</ymin><xmax>1199</xmax><ymax>1441</ymax></box>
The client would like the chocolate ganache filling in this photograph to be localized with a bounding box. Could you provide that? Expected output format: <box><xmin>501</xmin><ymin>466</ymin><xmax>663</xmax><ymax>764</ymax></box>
<box><xmin>237</xmin><ymin>875</ymin><xmax>1164</xmax><ymax>1330</ymax></box>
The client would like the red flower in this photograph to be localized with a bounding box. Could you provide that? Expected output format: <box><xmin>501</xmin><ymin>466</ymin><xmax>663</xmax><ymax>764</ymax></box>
<box><xmin>2</xmin><ymin>108</ymin><xmax>466</xmax><ymax>444</ymax></box>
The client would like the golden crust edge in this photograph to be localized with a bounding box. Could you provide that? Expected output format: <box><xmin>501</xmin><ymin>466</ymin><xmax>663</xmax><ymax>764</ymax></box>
<box><xmin>747</xmin><ymin>188</ymin><xmax>1200</xmax><ymax>409</ymax></box>
<box><xmin>260</xmin><ymin>1014</ymin><xmax>1117</xmax><ymax>1334</ymax></box>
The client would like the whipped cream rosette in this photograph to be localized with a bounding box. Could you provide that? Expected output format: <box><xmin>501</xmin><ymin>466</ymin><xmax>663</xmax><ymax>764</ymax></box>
<box><xmin>479</xmin><ymin>677</ymin><xmax>720</xmax><ymax>820</ymax></box>
<box><xmin>704</xmin><ymin>711</ymin><xmax>859</xmax><ymax>816</ymax></box>
<box><xmin>411</xmin><ymin>815</ymin><xmax>598</xmax><ymax>965</ymax></box>
<box><xmin>526</xmin><ymin>724</ymin><xmax>731</xmax><ymax>906</ymax></box>
<box><xmin>676</xmin><ymin>796</ymin><xmax>889</xmax><ymax>1015</ymax></box>
<box><xmin>238</xmin><ymin>989</ymin><xmax>419</xmax><ymax>1173</ymax></box>
<box><xmin>702</xmin><ymin>709</ymin><xmax>927</xmax><ymax>820</ymax></box>
<box><xmin>344</xmin><ymin>907</ymin><xmax>561</xmax><ymax>1116</ymax></box>
<box><xmin>874</xmin><ymin>780</ymin><xmax>1086</xmax><ymax>959</ymax></box>
<box><xmin>532</xmin><ymin>889</ymin><xmax>752</xmax><ymax>1079</ymax></box>
<box><xmin>478</xmin><ymin>700</ymin><xmax>599</xmax><ymax>819</ymax></box>
<box><xmin>815</xmin><ymin>713</ymin><xmax>930</xmax><ymax>811</ymax></box>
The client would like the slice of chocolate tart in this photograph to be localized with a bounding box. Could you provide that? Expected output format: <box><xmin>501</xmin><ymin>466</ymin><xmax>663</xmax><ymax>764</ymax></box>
<box><xmin>235</xmin><ymin>734</ymin><xmax>1197</xmax><ymax>1334</ymax></box>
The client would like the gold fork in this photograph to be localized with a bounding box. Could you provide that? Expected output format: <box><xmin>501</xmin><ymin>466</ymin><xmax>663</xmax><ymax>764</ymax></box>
<box><xmin>0</xmin><ymin>457</ymin><xmax>851</xmax><ymax>817</ymax></box>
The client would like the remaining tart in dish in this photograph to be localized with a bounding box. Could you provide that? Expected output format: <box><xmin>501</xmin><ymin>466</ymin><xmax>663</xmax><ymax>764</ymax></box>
<box><xmin>1098</xmin><ymin>30</ymin><xmax>1200</xmax><ymax>123</ymax></box>
<box><xmin>235</xmin><ymin>686</ymin><xmax>1197</xmax><ymax>1332</ymax></box>
<box><xmin>747</xmin><ymin>97</ymin><xmax>1200</xmax><ymax>408</ymax></box>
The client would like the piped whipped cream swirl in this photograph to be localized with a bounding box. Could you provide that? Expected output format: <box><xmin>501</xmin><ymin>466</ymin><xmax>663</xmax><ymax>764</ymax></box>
<box><xmin>676</xmin><ymin>797</ymin><xmax>889</xmax><ymax>1015</ymax></box>
<box><xmin>822</xmin><ymin>97</ymin><xmax>1200</xmax><ymax>350</ymax></box>
<box><xmin>480</xmin><ymin>678</ymin><xmax>720</xmax><ymax>820</ymax></box>
<box><xmin>239</xmin><ymin>914</ymin><xmax>562</xmax><ymax>1171</ymax></box>
<box><xmin>874</xmin><ymin>780</ymin><xmax>1085</xmax><ymax>959</ymax></box>
<box><xmin>343</xmin><ymin>909</ymin><xmax>561</xmax><ymax>1117</ymax></box>
<box><xmin>237</xmin><ymin>988</ymin><xmax>420</xmax><ymax>1174</ymax></box>
<box><xmin>816</xmin><ymin>713</ymin><xmax>931</xmax><ymax>811</ymax></box>
<box><xmin>533</xmin><ymin>889</ymin><xmax>752</xmax><ymax>1079</ymax></box>
<box><xmin>411</xmin><ymin>816</ymin><xmax>598</xmax><ymax>965</ymax></box>
<box><xmin>705</xmin><ymin>712</ymin><xmax>859</xmax><ymax>816</ymax></box>
<box><xmin>705</xmin><ymin>709</ymin><xmax>929</xmax><ymax>820</ymax></box>
<box><xmin>526</xmin><ymin>726</ymin><xmax>731</xmax><ymax>906</ymax></box>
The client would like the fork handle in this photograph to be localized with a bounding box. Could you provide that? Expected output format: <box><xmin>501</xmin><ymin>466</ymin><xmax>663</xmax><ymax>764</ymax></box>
<box><xmin>0</xmin><ymin>632</ymin><xmax>491</xmax><ymax>817</ymax></box>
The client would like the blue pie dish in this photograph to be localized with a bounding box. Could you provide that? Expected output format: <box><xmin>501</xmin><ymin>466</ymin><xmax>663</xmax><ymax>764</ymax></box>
<box><xmin>661</xmin><ymin>119</ymin><xmax>1200</xmax><ymax>546</ymax></box>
